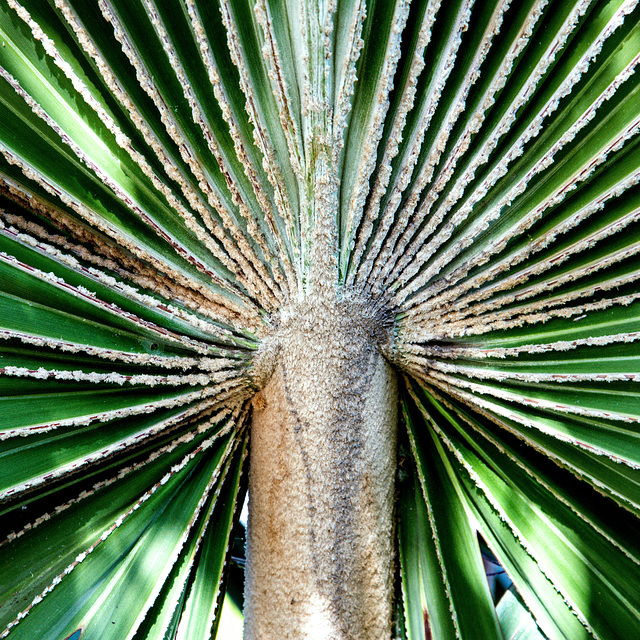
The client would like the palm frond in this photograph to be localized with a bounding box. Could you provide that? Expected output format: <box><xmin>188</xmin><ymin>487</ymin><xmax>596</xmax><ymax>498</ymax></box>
<box><xmin>1</xmin><ymin>0</ymin><xmax>640</xmax><ymax>638</ymax></box>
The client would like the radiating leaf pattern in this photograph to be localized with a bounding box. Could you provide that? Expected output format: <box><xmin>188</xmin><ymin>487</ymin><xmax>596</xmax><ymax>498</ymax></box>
<box><xmin>1</xmin><ymin>0</ymin><xmax>639</xmax><ymax>638</ymax></box>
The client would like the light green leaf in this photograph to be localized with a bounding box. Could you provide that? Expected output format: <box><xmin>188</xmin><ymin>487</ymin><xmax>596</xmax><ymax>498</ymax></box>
<box><xmin>400</xmin><ymin>393</ymin><xmax>503</xmax><ymax>640</ymax></box>
<box><xmin>496</xmin><ymin>588</ymin><xmax>546</xmax><ymax>640</ymax></box>
<box><xmin>2</xmin><ymin>426</ymin><xmax>238</xmax><ymax>640</ymax></box>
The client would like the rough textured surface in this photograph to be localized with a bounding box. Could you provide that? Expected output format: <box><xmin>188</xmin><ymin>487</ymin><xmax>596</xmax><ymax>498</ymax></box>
<box><xmin>244</xmin><ymin>294</ymin><xmax>398</xmax><ymax>640</ymax></box>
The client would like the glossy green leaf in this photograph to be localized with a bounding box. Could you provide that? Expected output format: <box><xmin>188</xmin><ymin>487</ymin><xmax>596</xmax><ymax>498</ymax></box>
<box><xmin>406</xmin><ymin>381</ymin><xmax>640</xmax><ymax>640</ymax></box>
<box><xmin>1</xmin><ymin>0</ymin><xmax>640</xmax><ymax>638</ymax></box>
<box><xmin>496</xmin><ymin>588</ymin><xmax>546</xmax><ymax>640</ymax></box>
<box><xmin>400</xmin><ymin>394</ymin><xmax>503</xmax><ymax>640</ymax></box>
<box><xmin>398</xmin><ymin>451</ymin><xmax>458</xmax><ymax>640</ymax></box>
<box><xmin>0</xmin><ymin>418</ymin><xmax>235</xmax><ymax>628</ymax></box>
<box><xmin>175</xmin><ymin>438</ymin><xmax>247</xmax><ymax>640</ymax></box>
<box><xmin>2</xmin><ymin>427</ymin><xmax>237</xmax><ymax>640</ymax></box>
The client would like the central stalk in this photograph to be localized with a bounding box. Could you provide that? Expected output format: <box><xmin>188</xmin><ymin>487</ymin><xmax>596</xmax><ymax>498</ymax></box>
<box><xmin>244</xmin><ymin>295</ymin><xmax>398</xmax><ymax>640</ymax></box>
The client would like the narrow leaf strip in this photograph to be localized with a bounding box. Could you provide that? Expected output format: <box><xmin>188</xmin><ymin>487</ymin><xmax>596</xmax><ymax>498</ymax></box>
<box><xmin>0</xmin><ymin>413</ymin><xmax>240</xmax><ymax>638</ymax></box>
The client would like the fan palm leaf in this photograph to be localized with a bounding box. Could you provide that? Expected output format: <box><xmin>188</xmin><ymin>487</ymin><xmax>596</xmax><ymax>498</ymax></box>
<box><xmin>1</xmin><ymin>0</ymin><xmax>640</xmax><ymax>638</ymax></box>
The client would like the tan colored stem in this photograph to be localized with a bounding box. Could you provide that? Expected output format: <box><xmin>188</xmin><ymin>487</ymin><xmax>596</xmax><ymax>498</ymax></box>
<box><xmin>244</xmin><ymin>296</ymin><xmax>398</xmax><ymax>640</ymax></box>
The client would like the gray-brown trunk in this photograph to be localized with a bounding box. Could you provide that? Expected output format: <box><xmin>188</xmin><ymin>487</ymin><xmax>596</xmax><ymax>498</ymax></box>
<box><xmin>244</xmin><ymin>296</ymin><xmax>398</xmax><ymax>640</ymax></box>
